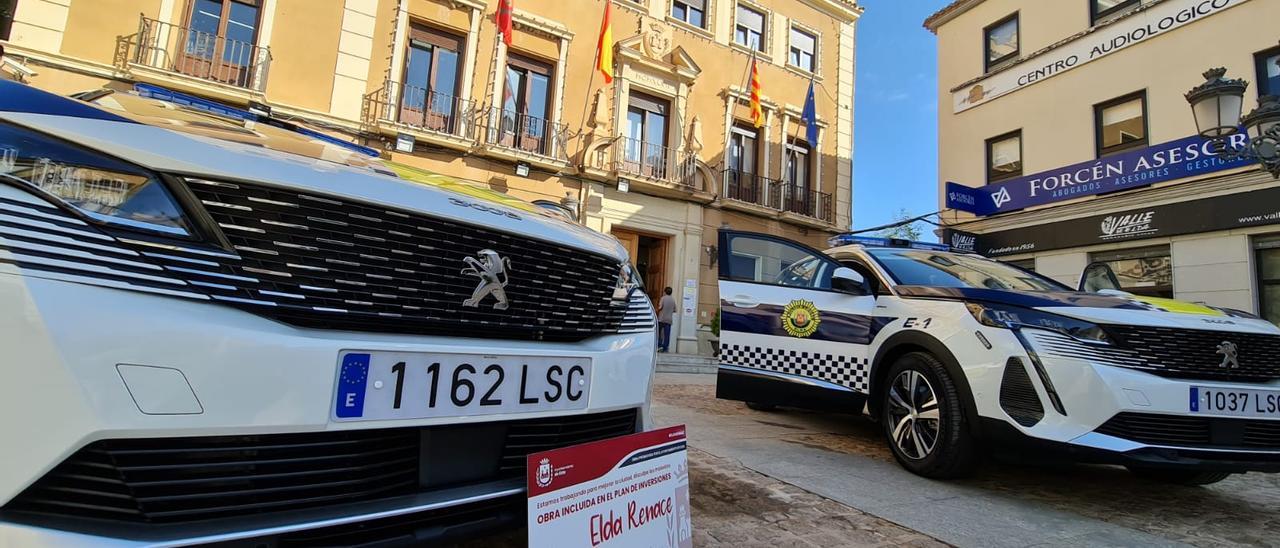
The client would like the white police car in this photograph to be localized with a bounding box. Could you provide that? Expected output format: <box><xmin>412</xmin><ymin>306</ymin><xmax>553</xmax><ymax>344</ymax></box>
<box><xmin>0</xmin><ymin>81</ymin><xmax>655</xmax><ymax>545</ymax></box>
<box><xmin>716</xmin><ymin>230</ymin><xmax>1280</xmax><ymax>484</ymax></box>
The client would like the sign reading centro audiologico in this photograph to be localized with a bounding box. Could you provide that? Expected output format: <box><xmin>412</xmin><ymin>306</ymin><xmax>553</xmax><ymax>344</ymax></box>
<box><xmin>952</xmin><ymin>0</ymin><xmax>1251</xmax><ymax>113</ymax></box>
<box><xmin>946</xmin><ymin>133</ymin><xmax>1253</xmax><ymax>216</ymax></box>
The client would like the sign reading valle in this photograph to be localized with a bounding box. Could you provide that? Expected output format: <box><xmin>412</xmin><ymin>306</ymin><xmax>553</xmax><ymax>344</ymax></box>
<box><xmin>528</xmin><ymin>425</ymin><xmax>693</xmax><ymax>548</ymax></box>
<box><xmin>946</xmin><ymin>133</ymin><xmax>1253</xmax><ymax>216</ymax></box>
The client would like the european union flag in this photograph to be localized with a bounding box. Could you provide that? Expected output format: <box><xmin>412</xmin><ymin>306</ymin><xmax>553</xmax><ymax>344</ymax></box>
<box><xmin>801</xmin><ymin>80</ymin><xmax>819</xmax><ymax>146</ymax></box>
<box><xmin>335</xmin><ymin>353</ymin><xmax>370</xmax><ymax>418</ymax></box>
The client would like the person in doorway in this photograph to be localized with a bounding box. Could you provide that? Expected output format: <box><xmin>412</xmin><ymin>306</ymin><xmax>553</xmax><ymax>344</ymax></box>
<box><xmin>657</xmin><ymin>286</ymin><xmax>676</xmax><ymax>353</ymax></box>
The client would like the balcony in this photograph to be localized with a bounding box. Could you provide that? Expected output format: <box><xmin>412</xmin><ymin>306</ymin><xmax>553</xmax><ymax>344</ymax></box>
<box><xmin>363</xmin><ymin>81</ymin><xmax>477</xmax><ymax>146</ymax></box>
<box><xmin>478</xmin><ymin>107</ymin><xmax>570</xmax><ymax>167</ymax></box>
<box><xmin>116</xmin><ymin>17</ymin><xmax>271</xmax><ymax>93</ymax></box>
<box><xmin>722</xmin><ymin>170</ymin><xmax>835</xmax><ymax>226</ymax></box>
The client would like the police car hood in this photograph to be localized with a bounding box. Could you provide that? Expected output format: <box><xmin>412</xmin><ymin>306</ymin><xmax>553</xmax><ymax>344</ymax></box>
<box><xmin>899</xmin><ymin>286</ymin><xmax>1280</xmax><ymax>335</ymax></box>
<box><xmin>0</xmin><ymin>85</ymin><xmax>626</xmax><ymax>262</ymax></box>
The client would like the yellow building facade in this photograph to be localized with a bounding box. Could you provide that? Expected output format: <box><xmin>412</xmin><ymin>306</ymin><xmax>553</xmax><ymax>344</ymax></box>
<box><xmin>927</xmin><ymin>0</ymin><xmax>1280</xmax><ymax>324</ymax></box>
<box><xmin>0</xmin><ymin>0</ymin><xmax>861</xmax><ymax>353</ymax></box>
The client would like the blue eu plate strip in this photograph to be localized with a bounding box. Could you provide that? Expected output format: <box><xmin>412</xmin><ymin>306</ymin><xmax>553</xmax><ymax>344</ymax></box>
<box><xmin>335</xmin><ymin>353</ymin><xmax>371</xmax><ymax>418</ymax></box>
<box><xmin>1189</xmin><ymin>386</ymin><xmax>1199</xmax><ymax>412</ymax></box>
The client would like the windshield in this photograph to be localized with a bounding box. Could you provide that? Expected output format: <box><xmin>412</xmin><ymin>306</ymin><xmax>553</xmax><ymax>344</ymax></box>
<box><xmin>866</xmin><ymin>248</ymin><xmax>1067</xmax><ymax>291</ymax></box>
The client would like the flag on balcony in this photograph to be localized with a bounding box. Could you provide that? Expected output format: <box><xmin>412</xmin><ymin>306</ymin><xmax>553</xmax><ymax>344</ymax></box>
<box><xmin>496</xmin><ymin>0</ymin><xmax>514</xmax><ymax>47</ymax></box>
<box><xmin>801</xmin><ymin>79</ymin><xmax>818</xmax><ymax>145</ymax></box>
<box><xmin>596</xmin><ymin>1</ymin><xmax>614</xmax><ymax>83</ymax></box>
<box><xmin>749</xmin><ymin>56</ymin><xmax>764</xmax><ymax>128</ymax></box>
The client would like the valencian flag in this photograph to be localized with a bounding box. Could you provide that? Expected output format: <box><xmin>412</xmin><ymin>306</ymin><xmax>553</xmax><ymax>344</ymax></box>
<box><xmin>596</xmin><ymin>1</ymin><xmax>614</xmax><ymax>83</ymax></box>
<box><xmin>800</xmin><ymin>79</ymin><xmax>819</xmax><ymax>145</ymax></box>
<box><xmin>749</xmin><ymin>56</ymin><xmax>764</xmax><ymax>128</ymax></box>
<box><xmin>496</xmin><ymin>0</ymin><xmax>514</xmax><ymax>47</ymax></box>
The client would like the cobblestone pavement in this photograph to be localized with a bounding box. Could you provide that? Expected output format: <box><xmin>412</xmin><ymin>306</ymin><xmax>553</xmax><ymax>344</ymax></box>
<box><xmin>652</xmin><ymin>380</ymin><xmax>1280</xmax><ymax>548</ymax></box>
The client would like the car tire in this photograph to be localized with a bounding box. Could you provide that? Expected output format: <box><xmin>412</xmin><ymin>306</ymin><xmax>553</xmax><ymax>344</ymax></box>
<box><xmin>880</xmin><ymin>352</ymin><xmax>978</xmax><ymax>479</ymax></box>
<box><xmin>1126</xmin><ymin>467</ymin><xmax>1232</xmax><ymax>486</ymax></box>
<box><xmin>745</xmin><ymin>402</ymin><xmax>777</xmax><ymax>411</ymax></box>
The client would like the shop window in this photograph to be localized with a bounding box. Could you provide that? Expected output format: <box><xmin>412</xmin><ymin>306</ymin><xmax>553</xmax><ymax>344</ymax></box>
<box><xmin>500</xmin><ymin>54</ymin><xmax>554</xmax><ymax>155</ymax></box>
<box><xmin>1257</xmin><ymin>236</ymin><xmax>1280</xmax><ymax>326</ymax></box>
<box><xmin>984</xmin><ymin>13</ymin><xmax>1018</xmax><ymax>73</ymax></box>
<box><xmin>1095</xmin><ymin>91</ymin><xmax>1147</xmax><ymax>157</ymax></box>
<box><xmin>788</xmin><ymin>26</ymin><xmax>816</xmax><ymax>73</ymax></box>
<box><xmin>1003</xmin><ymin>258</ymin><xmax>1036</xmax><ymax>272</ymax></box>
<box><xmin>0</xmin><ymin>0</ymin><xmax>15</xmax><ymax>41</ymax></box>
<box><xmin>1090</xmin><ymin>245</ymin><xmax>1172</xmax><ymax>298</ymax></box>
<box><xmin>399</xmin><ymin>24</ymin><xmax>463</xmax><ymax>132</ymax></box>
<box><xmin>1091</xmin><ymin>0</ymin><xmax>1140</xmax><ymax>25</ymax></box>
<box><xmin>672</xmin><ymin>0</ymin><xmax>706</xmax><ymax>29</ymax></box>
<box><xmin>734</xmin><ymin>4</ymin><xmax>766</xmax><ymax>52</ymax></box>
<box><xmin>986</xmin><ymin>130</ymin><xmax>1022</xmax><ymax>183</ymax></box>
<box><xmin>624</xmin><ymin>92</ymin><xmax>671</xmax><ymax>179</ymax></box>
<box><xmin>1256</xmin><ymin>47</ymin><xmax>1280</xmax><ymax>97</ymax></box>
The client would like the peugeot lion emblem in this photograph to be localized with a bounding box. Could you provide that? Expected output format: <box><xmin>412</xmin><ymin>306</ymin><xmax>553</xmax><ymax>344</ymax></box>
<box><xmin>1216</xmin><ymin>341</ymin><xmax>1240</xmax><ymax>369</ymax></box>
<box><xmin>461</xmin><ymin>249</ymin><xmax>511</xmax><ymax>310</ymax></box>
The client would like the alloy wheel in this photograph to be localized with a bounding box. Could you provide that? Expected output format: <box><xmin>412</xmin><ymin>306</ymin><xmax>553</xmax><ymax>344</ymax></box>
<box><xmin>886</xmin><ymin>369</ymin><xmax>941</xmax><ymax>460</ymax></box>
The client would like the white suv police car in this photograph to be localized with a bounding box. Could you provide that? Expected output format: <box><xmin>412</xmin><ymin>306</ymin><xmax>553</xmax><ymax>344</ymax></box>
<box><xmin>716</xmin><ymin>230</ymin><xmax>1280</xmax><ymax>484</ymax></box>
<box><xmin>0</xmin><ymin>81</ymin><xmax>655</xmax><ymax>545</ymax></box>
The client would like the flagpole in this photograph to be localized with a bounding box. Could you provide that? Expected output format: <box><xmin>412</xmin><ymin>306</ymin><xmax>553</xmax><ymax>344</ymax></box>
<box><xmin>783</xmin><ymin>74</ymin><xmax>817</xmax><ymax>213</ymax></box>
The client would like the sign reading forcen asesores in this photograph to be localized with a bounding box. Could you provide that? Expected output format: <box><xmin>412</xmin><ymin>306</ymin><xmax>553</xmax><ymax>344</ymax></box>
<box><xmin>952</xmin><ymin>0</ymin><xmax>1252</xmax><ymax>113</ymax></box>
<box><xmin>946</xmin><ymin>133</ymin><xmax>1254</xmax><ymax>216</ymax></box>
<box><xmin>528</xmin><ymin>425</ymin><xmax>693</xmax><ymax>548</ymax></box>
<box><xmin>942</xmin><ymin>185</ymin><xmax>1280</xmax><ymax>257</ymax></box>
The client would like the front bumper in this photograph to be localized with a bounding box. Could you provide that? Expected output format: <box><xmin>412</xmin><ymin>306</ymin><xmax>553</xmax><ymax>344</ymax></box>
<box><xmin>964</xmin><ymin>327</ymin><xmax>1280</xmax><ymax>472</ymax></box>
<box><xmin>0</xmin><ymin>271</ymin><xmax>655</xmax><ymax>545</ymax></box>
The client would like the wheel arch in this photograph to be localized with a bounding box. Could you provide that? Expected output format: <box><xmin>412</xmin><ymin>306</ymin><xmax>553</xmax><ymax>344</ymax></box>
<box><xmin>869</xmin><ymin>331</ymin><xmax>981</xmax><ymax>435</ymax></box>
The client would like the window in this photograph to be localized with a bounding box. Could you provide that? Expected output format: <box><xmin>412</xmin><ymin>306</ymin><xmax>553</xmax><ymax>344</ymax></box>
<box><xmin>723</xmin><ymin>233</ymin><xmax>834</xmax><ymax>289</ymax></box>
<box><xmin>672</xmin><ymin>0</ymin><xmax>706</xmax><ymax>29</ymax></box>
<box><xmin>727</xmin><ymin>125</ymin><xmax>762</xmax><ymax>204</ymax></box>
<box><xmin>1258</xmin><ymin>236</ymin><xmax>1280</xmax><ymax>326</ymax></box>
<box><xmin>788</xmin><ymin>27</ymin><xmax>816</xmax><ymax>72</ymax></box>
<box><xmin>399</xmin><ymin>24</ymin><xmax>463</xmax><ymax>133</ymax></box>
<box><xmin>500</xmin><ymin>54</ymin><xmax>554</xmax><ymax>155</ymax></box>
<box><xmin>867</xmin><ymin>249</ymin><xmax>1063</xmax><ymax>291</ymax></box>
<box><xmin>784</xmin><ymin>142</ymin><xmax>811</xmax><ymax>192</ymax></box>
<box><xmin>1091</xmin><ymin>0</ymin><xmax>1140</xmax><ymax>25</ymax></box>
<box><xmin>986</xmin><ymin>130</ymin><xmax>1022</xmax><ymax>183</ymax></box>
<box><xmin>734</xmin><ymin>4</ymin><xmax>766</xmax><ymax>51</ymax></box>
<box><xmin>1095</xmin><ymin>91</ymin><xmax>1147</xmax><ymax>157</ymax></box>
<box><xmin>1256</xmin><ymin>47</ymin><xmax>1280</xmax><ymax>97</ymax></box>
<box><xmin>0</xmin><ymin>0</ymin><xmax>15</xmax><ymax>41</ymax></box>
<box><xmin>624</xmin><ymin>92</ymin><xmax>670</xmax><ymax>178</ymax></box>
<box><xmin>984</xmin><ymin>14</ymin><xmax>1018</xmax><ymax>72</ymax></box>
<box><xmin>185</xmin><ymin>0</ymin><xmax>261</xmax><ymax>65</ymax></box>
<box><xmin>1090</xmin><ymin>245</ymin><xmax>1172</xmax><ymax>298</ymax></box>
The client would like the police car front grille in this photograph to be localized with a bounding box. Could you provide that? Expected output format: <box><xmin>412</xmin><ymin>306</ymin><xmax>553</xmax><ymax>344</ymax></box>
<box><xmin>1104</xmin><ymin>326</ymin><xmax>1280</xmax><ymax>382</ymax></box>
<box><xmin>147</xmin><ymin>179</ymin><xmax>629</xmax><ymax>341</ymax></box>
<box><xmin>1096</xmin><ymin>412</ymin><xmax>1280</xmax><ymax>449</ymax></box>
<box><xmin>3</xmin><ymin>409</ymin><xmax>638</xmax><ymax>524</ymax></box>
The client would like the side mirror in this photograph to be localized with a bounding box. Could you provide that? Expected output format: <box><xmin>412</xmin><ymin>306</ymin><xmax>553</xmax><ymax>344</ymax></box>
<box><xmin>1079</xmin><ymin>262</ymin><xmax>1122</xmax><ymax>293</ymax></box>
<box><xmin>832</xmin><ymin>267</ymin><xmax>868</xmax><ymax>295</ymax></box>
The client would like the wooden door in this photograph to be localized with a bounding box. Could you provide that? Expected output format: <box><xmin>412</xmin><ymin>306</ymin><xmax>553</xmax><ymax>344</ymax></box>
<box><xmin>613</xmin><ymin>230</ymin><xmax>640</xmax><ymax>265</ymax></box>
<box><xmin>645</xmin><ymin>238</ymin><xmax>667</xmax><ymax>304</ymax></box>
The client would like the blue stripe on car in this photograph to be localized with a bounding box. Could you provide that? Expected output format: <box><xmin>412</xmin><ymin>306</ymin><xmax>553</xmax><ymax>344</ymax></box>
<box><xmin>894</xmin><ymin>286</ymin><xmax>1148</xmax><ymax>310</ymax></box>
<box><xmin>721</xmin><ymin>301</ymin><xmax>895</xmax><ymax>344</ymax></box>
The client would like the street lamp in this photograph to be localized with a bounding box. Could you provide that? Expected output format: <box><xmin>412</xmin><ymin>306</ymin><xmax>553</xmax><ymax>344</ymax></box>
<box><xmin>1185</xmin><ymin>66</ymin><xmax>1280</xmax><ymax>178</ymax></box>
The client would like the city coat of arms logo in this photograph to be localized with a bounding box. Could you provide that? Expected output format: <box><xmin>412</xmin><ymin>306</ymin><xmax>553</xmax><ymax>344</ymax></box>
<box><xmin>781</xmin><ymin>299</ymin><xmax>821</xmax><ymax>338</ymax></box>
<box><xmin>536</xmin><ymin>457</ymin><xmax>554</xmax><ymax>488</ymax></box>
<box><xmin>461</xmin><ymin>249</ymin><xmax>512</xmax><ymax>310</ymax></box>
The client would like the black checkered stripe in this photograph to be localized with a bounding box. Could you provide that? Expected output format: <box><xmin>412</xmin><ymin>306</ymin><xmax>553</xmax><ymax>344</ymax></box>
<box><xmin>720</xmin><ymin>343</ymin><xmax>870</xmax><ymax>393</ymax></box>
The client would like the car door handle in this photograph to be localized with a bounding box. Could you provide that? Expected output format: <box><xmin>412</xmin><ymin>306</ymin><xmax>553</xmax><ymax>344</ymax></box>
<box><xmin>727</xmin><ymin>295</ymin><xmax>759</xmax><ymax>308</ymax></box>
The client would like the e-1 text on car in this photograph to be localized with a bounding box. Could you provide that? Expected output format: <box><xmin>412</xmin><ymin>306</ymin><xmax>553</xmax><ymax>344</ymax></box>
<box><xmin>716</xmin><ymin>231</ymin><xmax>1280</xmax><ymax>485</ymax></box>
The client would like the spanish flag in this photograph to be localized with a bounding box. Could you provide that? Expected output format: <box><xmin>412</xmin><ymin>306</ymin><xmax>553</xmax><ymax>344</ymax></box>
<box><xmin>749</xmin><ymin>56</ymin><xmax>764</xmax><ymax>128</ymax></box>
<box><xmin>596</xmin><ymin>1</ymin><xmax>614</xmax><ymax>83</ymax></box>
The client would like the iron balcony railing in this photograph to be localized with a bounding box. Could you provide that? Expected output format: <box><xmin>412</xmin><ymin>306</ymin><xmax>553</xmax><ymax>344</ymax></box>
<box><xmin>723</xmin><ymin>169</ymin><xmax>778</xmax><ymax>209</ymax></box>
<box><xmin>126</xmin><ymin>16</ymin><xmax>271</xmax><ymax>91</ymax></box>
<box><xmin>366</xmin><ymin>81</ymin><xmax>477</xmax><ymax>139</ymax></box>
<box><xmin>776</xmin><ymin>183</ymin><xmax>835</xmax><ymax>223</ymax></box>
<box><xmin>615</xmin><ymin>137</ymin><xmax>698</xmax><ymax>189</ymax></box>
<box><xmin>482</xmin><ymin>107</ymin><xmax>570</xmax><ymax>161</ymax></box>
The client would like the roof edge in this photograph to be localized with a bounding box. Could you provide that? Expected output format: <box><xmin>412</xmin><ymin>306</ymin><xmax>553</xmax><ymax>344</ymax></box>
<box><xmin>923</xmin><ymin>0</ymin><xmax>987</xmax><ymax>33</ymax></box>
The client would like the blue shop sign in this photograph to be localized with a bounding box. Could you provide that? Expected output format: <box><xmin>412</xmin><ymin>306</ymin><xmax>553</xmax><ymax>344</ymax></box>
<box><xmin>945</xmin><ymin>133</ymin><xmax>1254</xmax><ymax>216</ymax></box>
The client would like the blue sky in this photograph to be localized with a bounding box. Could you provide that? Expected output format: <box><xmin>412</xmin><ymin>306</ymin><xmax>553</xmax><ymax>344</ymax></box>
<box><xmin>852</xmin><ymin>0</ymin><xmax>950</xmax><ymax>232</ymax></box>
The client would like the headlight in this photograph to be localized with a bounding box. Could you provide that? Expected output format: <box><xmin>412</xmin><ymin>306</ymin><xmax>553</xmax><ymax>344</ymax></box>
<box><xmin>0</xmin><ymin>122</ymin><xmax>192</xmax><ymax>237</ymax></box>
<box><xmin>965</xmin><ymin>301</ymin><xmax>1112</xmax><ymax>344</ymax></box>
